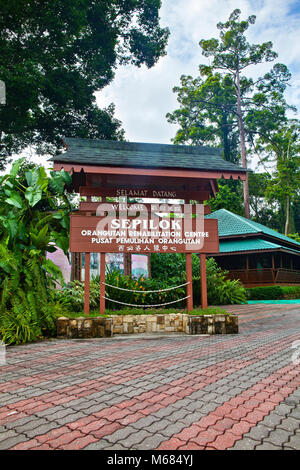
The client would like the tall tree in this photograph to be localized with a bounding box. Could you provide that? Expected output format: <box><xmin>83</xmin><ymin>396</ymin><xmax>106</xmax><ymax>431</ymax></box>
<box><xmin>167</xmin><ymin>9</ymin><xmax>294</xmax><ymax>220</ymax></box>
<box><xmin>167</xmin><ymin>72</ymin><xmax>239</xmax><ymax>163</ymax></box>
<box><xmin>0</xmin><ymin>0</ymin><xmax>169</xmax><ymax>169</ymax></box>
<box><xmin>258</xmin><ymin>120</ymin><xmax>300</xmax><ymax>235</ymax></box>
<box><xmin>198</xmin><ymin>9</ymin><xmax>291</xmax><ymax>218</ymax></box>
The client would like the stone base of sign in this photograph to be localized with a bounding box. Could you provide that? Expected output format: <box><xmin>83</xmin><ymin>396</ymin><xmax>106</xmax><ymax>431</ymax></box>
<box><xmin>189</xmin><ymin>314</ymin><xmax>238</xmax><ymax>335</ymax></box>
<box><xmin>56</xmin><ymin>317</ymin><xmax>113</xmax><ymax>339</ymax></box>
<box><xmin>56</xmin><ymin>313</ymin><xmax>238</xmax><ymax>338</ymax></box>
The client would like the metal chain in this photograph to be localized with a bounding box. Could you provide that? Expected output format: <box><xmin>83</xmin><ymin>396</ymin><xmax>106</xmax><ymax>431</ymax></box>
<box><xmin>102</xmin><ymin>281</ymin><xmax>189</xmax><ymax>293</ymax></box>
<box><xmin>102</xmin><ymin>296</ymin><xmax>190</xmax><ymax>308</ymax></box>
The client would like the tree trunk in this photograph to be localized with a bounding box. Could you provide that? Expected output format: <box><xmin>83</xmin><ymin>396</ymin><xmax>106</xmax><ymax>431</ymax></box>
<box><xmin>285</xmin><ymin>194</ymin><xmax>290</xmax><ymax>236</ymax></box>
<box><xmin>221</xmin><ymin>115</ymin><xmax>231</xmax><ymax>162</ymax></box>
<box><xmin>235</xmin><ymin>69</ymin><xmax>250</xmax><ymax>219</ymax></box>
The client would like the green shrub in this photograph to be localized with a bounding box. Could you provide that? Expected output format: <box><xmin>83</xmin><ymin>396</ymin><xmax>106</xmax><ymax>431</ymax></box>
<box><xmin>246</xmin><ymin>285</ymin><xmax>300</xmax><ymax>300</ymax></box>
<box><xmin>55</xmin><ymin>259</ymin><xmax>247</xmax><ymax>312</ymax></box>
<box><xmin>214</xmin><ymin>279</ymin><xmax>247</xmax><ymax>304</ymax></box>
<box><xmin>279</xmin><ymin>286</ymin><xmax>300</xmax><ymax>299</ymax></box>
<box><xmin>0</xmin><ymin>159</ymin><xmax>71</xmax><ymax>345</ymax></box>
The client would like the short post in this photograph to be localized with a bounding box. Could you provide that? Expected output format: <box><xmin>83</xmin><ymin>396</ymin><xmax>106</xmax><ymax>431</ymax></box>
<box><xmin>186</xmin><ymin>253</ymin><xmax>193</xmax><ymax>311</ymax></box>
<box><xmin>100</xmin><ymin>253</ymin><xmax>106</xmax><ymax>314</ymax></box>
<box><xmin>200</xmin><ymin>253</ymin><xmax>208</xmax><ymax>309</ymax></box>
<box><xmin>84</xmin><ymin>252</ymin><xmax>90</xmax><ymax>315</ymax></box>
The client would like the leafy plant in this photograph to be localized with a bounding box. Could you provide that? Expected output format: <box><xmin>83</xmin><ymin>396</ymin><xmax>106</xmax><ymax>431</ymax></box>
<box><xmin>0</xmin><ymin>159</ymin><xmax>71</xmax><ymax>344</ymax></box>
<box><xmin>54</xmin><ymin>257</ymin><xmax>247</xmax><ymax>314</ymax></box>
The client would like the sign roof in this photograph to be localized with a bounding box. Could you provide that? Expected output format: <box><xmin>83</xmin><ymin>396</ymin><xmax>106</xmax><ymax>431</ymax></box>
<box><xmin>51</xmin><ymin>137</ymin><xmax>247</xmax><ymax>175</ymax></box>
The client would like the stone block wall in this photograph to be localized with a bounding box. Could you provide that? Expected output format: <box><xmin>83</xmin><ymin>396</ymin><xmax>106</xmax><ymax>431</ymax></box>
<box><xmin>56</xmin><ymin>313</ymin><xmax>238</xmax><ymax>338</ymax></box>
<box><xmin>111</xmin><ymin>313</ymin><xmax>190</xmax><ymax>335</ymax></box>
<box><xmin>56</xmin><ymin>316</ymin><xmax>112</xmax><ymax>339</ymax></box>
<box><xmin>189</xmin><ymin>314</ymin><xmax>238</xmax><ymax>335</ymax></box>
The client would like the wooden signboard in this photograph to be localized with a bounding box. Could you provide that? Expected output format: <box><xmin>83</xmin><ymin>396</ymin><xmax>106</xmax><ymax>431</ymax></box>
<box><xmin>70</xmin><ymin>214</ymin><xmax>219</xmax><ymax>254</ymax></box>
<box><xmin>79</xmin><ymin>186</ymin><xmax>210</xmax><ymax>201</ymax></box>
<box><xmin>79</xmin><ymin>201</ymin><xmax>211</xmax><ymax>215</ymax></box>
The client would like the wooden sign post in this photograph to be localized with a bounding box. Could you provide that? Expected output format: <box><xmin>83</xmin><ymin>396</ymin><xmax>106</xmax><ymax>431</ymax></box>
<box><xmin>69</xmin><ymin>198</ymin><xmax>219</xmax><ymax>314</ymax></box>
<box><xmin>100</xmin><ymin>253</ymin><xmax>106</xmax><ymax>315</ymax></box>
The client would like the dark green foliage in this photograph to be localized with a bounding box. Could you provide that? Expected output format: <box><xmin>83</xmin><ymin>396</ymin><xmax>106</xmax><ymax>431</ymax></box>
<box><xmin>166</xmin><ymin>72</ymin><xmax>239</xmax><ymax>163</ymax></box>
<box><xmin>150</xmin><ymin>253</ymin><xmax>200</xmax><ymax>280</ymax></box>
<box><xmin>0</xmin><ymin>0</ymin><xmax>169</xmax><ymax>167</ymax></box>
<box><xmin>246</xmin><ymin>285</ymin><xmax>300</xmax><ymax>300</ymax></box>
<box><xmin>205</xmin><ymin>179</ymin><xmax>244</xmax><ymax>216</ymax></box>
<box><xmin>0</xmin><ymin>159</ymin><xmax>71</xmax><ymax>344</ymax></box>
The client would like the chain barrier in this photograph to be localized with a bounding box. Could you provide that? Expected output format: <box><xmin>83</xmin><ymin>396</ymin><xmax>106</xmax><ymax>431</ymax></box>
<box><xmin>102</xmin><ymin>281</ymin><xmax>189</xmax><ymax>293</ymax></box>
<box><xmin>102</xmin><ymin>296</ymin><xmax>191</xmax><ymax>308</ymax></box>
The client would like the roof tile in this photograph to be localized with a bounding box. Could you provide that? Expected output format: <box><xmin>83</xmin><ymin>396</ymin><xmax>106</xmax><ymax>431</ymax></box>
<box><xmin>51</xmin><ymin>138</ymin><xmax>247</xmax><ymax>173</ymax></box>
<box><xmin>206</xmin><ymin>209</ymin><xmax>300</xmax><ymax>249</ymax></box>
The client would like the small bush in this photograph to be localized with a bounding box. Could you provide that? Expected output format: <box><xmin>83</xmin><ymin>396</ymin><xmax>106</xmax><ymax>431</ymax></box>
<box><xmin>246</xmin><ymin>285</ymin><xmax>300</xmax><ymax>300</ymax></box>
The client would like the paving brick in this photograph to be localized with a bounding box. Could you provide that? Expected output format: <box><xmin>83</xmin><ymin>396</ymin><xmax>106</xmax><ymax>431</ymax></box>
<box><xmin>136</xmin><ymin>432</ymin><xmax>170</xmax><ymax>450</ymax></box>
<box><xmin>178</xmin><ymin>411</ymin><xmax>205</xmax><ymax>426</ymax></box>
<box><xmin>264</xmin><ymin>429</ymin><xmax>292</xmax><ymax>447</ymax></box>
<box><xmin>191</xmin><ymin>428</ymin><xmax>223</xmax><ymax>447</ymax></box>
<box><xmin>141</xmin><ymin>419</ymin><xmax>170</xmax><ymax>434</ymax></box>
<box><xmin>256</xmin><ymin>441</ymin><xmax>282</xmax><ymax>450</ymax></box>
<box><xmin>60</xmin><ymin>434</ymin><xmax>99</xmax><ymax>450</ymax></box>
<box><xmin>53</xmin><ymin>411</ymin><xmax>88</xmax><ymax>426</ymax></box>
<box><xmin>25</xmin><ymin>421</ymin><xmax>59</xmax><ymax>438</ymax></box>
<box><xmin>0</xmin><ymin>429</ymin><xmax>20</xmax><ymax>444</ymax></box>
<box><xmin>260</xmin><ymin>413</ymin><xmax>283</xmax><ymax>428</ymax></box>
<box><xmin>0</xmin><ymin>435</ymin><xmax>28</xmax><ymax>450</ymax></box>
<box><xmin>157</xmin><ymin>437</ymin><xmax>186</xmax><ymax>450</ymax></box>
<box><xmin>115</xmin><ymin>429</ymin><xmax>152</xmax><ymax>448</ymax></box>
<box><xmin>159</xmin><ymin>421</ymin><xmax>187</xmax><ymax>437</ymax></box>
<box><xmin>1</xmin><ymin>305</ymin><xmax>300</xmax><ymax>452</ymax></box>
<box><xmin>272</xmin><ymin>403</ymin><xmax>294</xmax><ymax>417</ymax></box>
<box><xmin>105</xmin><ymin>425</ymin><xmax>138</xmax><ymax>444</ymax></box>
<box><xmin>13</xmin><ymin>418</ymin><xmax>49</xmax><ymax>434</ymax></box>
<box><xmin>230</xmin><ymin>437</ymin><xmax>257</xmax><ymax>450</ymax></box>
<box><xmin>283</xmin><ymin>432</ymin><xmax>300</xmax><ymax>450</ymax></box>
<box><xmin>243</xmin><ymin>424</ymin><xmax>272</xmax><ymax>442</ymax></box>
<box><xmin>289</xmin><ymin>409</ymin><xmax>300</xmax><ymax>420</ymax></box>
<box><xmin>278</xmin><ymin>417</ymin><xmax>299</xmax><ymax>433</ymax></box>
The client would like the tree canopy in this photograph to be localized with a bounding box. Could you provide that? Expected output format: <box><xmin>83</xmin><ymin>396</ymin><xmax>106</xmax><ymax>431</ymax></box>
<box><xmin>167</xmin><ymin>9</ymin><xmax>299</xmax><ymax>234</ymax></box>
<box><xmin>167</xmin><ymin>9</ymin><xmax>294</xmax><ymax>219</ymax></box>
<box><xmin>0</xmin><ymin>0</ymin><xmax>169</xmax><ymax>168</ymax></box>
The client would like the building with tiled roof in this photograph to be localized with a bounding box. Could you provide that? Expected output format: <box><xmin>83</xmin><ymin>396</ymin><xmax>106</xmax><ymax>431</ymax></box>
<box><xmin>205</xmin><ymin>209</ymin><xmax>300</xmax><ymax>287</ymax></box>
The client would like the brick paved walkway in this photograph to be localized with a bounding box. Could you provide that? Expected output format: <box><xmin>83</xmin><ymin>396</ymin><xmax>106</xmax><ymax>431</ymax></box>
<box><xmin>0</xmin><ymin>304</ymin><xmax>299</xmax><ymax>450</ymax></box>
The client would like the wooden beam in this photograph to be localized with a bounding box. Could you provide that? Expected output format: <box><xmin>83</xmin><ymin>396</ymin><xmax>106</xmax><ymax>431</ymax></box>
<box><xmin>53</xmin><ymin>162</ymin><xmax>247</xmax><ymax>181</ymax></box>
<box><xmin>100</xmin><ymin>253</ymin><xmax>106</xmax><ymax>315</ymax></box>
<box><xmin>209</xmin><ymin>179</ymin><xmax>218</xmax><ymax>197</ymax></box>
<box><xmin>84</xmin><ymin>253</ymin><xmax>90</xmax><ymax>315</ymax></box>
<box><xmin>186</xmin><ymin>253</ymin><xmax>193</xmax><ymax>311</ymax></box>
<box><xmin>71</xmin><ymin>252</ymin><xmax>81</xmax><ymax>282</ymax></box>
<box><xmin>124</xmin><ymin>253</ymin><xmax>132</xmax><ymax>276</ymax></box>
<box><xmin>147</xmin><ymin>254</ymin><xmax>151</xmax><ymax>278</ymax></box>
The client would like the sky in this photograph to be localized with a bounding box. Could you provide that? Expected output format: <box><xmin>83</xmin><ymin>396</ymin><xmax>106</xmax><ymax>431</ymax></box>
<box><xmin>96</xmin><ymin>0</ymin><xmax>300</xmax><ymax>170</ymax></box>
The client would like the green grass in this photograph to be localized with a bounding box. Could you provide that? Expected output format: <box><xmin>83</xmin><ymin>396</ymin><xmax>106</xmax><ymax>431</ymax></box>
<box><xmin>57</xmin><ymin>306</ymin><xmax>230</xmax><ymax>319</ymax></box>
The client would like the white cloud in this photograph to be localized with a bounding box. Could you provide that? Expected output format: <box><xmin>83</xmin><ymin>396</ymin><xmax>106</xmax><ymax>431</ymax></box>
<box><xmin>96</xmin><ymin>0</ymin><xmax>300</xmax><ymax>156</ymax></box>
